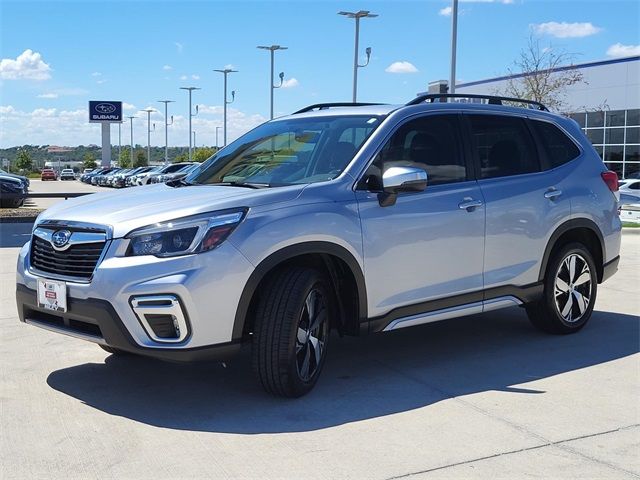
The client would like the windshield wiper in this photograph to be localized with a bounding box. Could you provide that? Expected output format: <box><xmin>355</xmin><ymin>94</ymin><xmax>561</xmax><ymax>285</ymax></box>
<box><xmin>214</xmin><ymin>181</ymin><xmax>270</xmax><ymax>189</ymax></box>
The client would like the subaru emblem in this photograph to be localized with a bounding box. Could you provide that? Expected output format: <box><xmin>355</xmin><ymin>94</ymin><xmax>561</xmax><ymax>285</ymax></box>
<box><xmin>51</xmin><ymin>230</ymin><xmax>72</xmax><ymax>249</ymax></box>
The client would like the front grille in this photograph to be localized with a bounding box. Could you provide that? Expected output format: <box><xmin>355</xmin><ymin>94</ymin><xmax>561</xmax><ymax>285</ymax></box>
<box><xmin>30</xmin><ymin>235</ymin><xmax>105</xmax><ymax>280</ymax></box>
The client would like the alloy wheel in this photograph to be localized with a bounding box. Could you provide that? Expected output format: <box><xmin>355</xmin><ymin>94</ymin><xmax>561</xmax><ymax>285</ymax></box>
<box><xmin>554</xmin><ymin>253</ymin><xmax>593</xmax><ymax>323</ymax></box>
<box><xmin>295</xmin><ymin>288</ymin><xmax>328</xmax><ymax>382</ymax></box>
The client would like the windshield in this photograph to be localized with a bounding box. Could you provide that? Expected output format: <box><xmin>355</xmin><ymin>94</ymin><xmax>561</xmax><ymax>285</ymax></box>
<box><xmin>188</xmin><ymin>115</ymin><xmax>383</xmax><ymax>187</ymax></box>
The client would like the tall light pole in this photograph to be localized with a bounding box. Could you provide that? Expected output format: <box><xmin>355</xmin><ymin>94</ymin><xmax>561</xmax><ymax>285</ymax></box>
<box><xmin>449</xmin><ymin>0</ymin><xmax>459</xmax><ymax>94</ymax></box>
<box><xmin>215</xmin><ymin>126</ymin><xmax>221</xmax><ymax>149</ymax></box>
<box><xmin>141</xmin><ymin>109</ymin><xmax>155</xmax><ymax>164</ymax></box>
<box><xmin>117</xmin><ymin>122</ymin><xmax>122</xmax><ymax>160</ymax></box>
<box><xmin>180</xmin><ymin>86</ymin><xmax>200</xmax><ymax>161</ymax></box>
<box><xmin>257</xmin><ymin>45</ymin><xmax>288</xmax><ymax>119</ymax></box>
<box><xmin>338</xmin><ymin>10</ymin><xmax>377</xmax><ymax>102</ymax></box>
<box><xmin>193</xmin><ymin>131</ymin><xmax>197</xmax><ymax>149</ymax></box>
<box><xmin>158</xmin><ymin>100</ymin><xmax>174</xmax><ymax>164</ymax></box>
<box><xmin>126</xmin><ymin>116</ymin><xmax>136</xmax><ymax>167</ymax></box>
<box><xmin>214</xmin><ymin>68</ymin><xmax>237</xmax><ymax>146</ymax></box>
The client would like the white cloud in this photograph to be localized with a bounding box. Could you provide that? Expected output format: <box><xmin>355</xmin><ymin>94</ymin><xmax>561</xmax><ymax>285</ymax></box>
<box><xmin>123</xmin><ymin>103</ymin><xmax>136</xmax><ymax>110</ymax></box>
<box><xmin>0</xmin><ymin>49</ymin><xmax>52</xmax><ymax>80</ymax></box>
<box><xmin>163</xmin><ymin>65</ymin><xmax>172</xmax><ymax>71</ymax></box>
<box><xmin>37</xmin><ymin>93</ymin><xmax>58</xmax><ymax>99</ymax></box>
<box><xmin>36</xmin><ymin>88</ymin><xmax>86</xmax><ymax>99</ymax></box>
<box><xmin>223</xmin><ymin>64</ymin><xmax>236</xmax><ymax>71</ymax></box>
<box><xmin>96</xmin><ymin>79</ymin><xmax>107</xmax><ymax>84</ymax></box>
<box><xmin>0</xmin><ymin>104</ymin><xmax>267</xmax><ymax>148</ymax></box>
<box><xmin>281</xmin><ymin>78</ymin><xmax>299</xmax><ymax>88</ymax></box>
<box><xmin>531</xmin><ymin>21</ymin><xmax>602</xmax><ymax>38</ymax></box>
<box><xmin>606</xmin><ymin>43</ymin><xmax>640</xmax><ymax>58</ymax></box>
<box><xmin>385</xmin><ymin>61</ymin><xmax>419</xmax><ymax>74</ymax></box>
<box><xmin>91</xmin><ymin>72</ymin><xmax>101</xmax><ymax>77</ymax></box>
<box><xmin>180</xmin><ymin>75</ymin><xmax>188</xmax><ymax>80</ymax></box>
<box><xmin>175</xmin><ymin>42</ymin><xmax>184</xmax><ymax>53</ymax></box>
<box><xmin>439</xmin><ymin>6</ymin><xmax>452</xmax><ymax>16</ymax></box>
<box><xmin>191</xmin><ymin>74</ymin><xmax>200</xmax><ymax>80</ymax></box>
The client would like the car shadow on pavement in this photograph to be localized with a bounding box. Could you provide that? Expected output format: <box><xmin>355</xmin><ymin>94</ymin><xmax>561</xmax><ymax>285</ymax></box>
<box><xmin>0</xmin><ymin>222</ymin><xmax>34</xmax><ymax>248</ymax></box>
<box><xmin>47</xmin><ymin>307</ymin><xmax>639</xmax><ymax>434</ymax></box>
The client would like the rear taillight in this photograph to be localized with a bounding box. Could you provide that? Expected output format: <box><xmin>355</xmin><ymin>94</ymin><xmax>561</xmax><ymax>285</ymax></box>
<box><xmin>601</xmin><ymin>171</ymin><xmax>619</xmax><ymax>192</ymax></box>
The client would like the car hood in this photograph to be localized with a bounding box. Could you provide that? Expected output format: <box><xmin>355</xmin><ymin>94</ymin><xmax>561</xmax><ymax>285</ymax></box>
<box><xmin>37</xmin><ymin>182</ymin><xmax>305</xmax><ymax>237</ymax></box>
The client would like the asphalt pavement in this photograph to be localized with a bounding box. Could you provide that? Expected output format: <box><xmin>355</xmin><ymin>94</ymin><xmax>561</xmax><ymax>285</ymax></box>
<box><xmin>0</xmin><ymin>224</ymin><xmax>638</xmax><ymax>479</ymax></box>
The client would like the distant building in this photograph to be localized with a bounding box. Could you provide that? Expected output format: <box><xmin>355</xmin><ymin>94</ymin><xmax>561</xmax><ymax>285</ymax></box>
<box><xmin>430</xmin><ymin>55</ymin><xmax>640</xmax><ymax>178</ymax></box>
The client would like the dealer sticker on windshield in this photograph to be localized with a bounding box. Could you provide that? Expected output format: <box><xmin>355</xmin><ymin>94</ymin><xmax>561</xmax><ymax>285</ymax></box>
<box><xmin>37</xmin><ymin>279</ymin><xmax>67</xmax><ymax>312</ymax></box>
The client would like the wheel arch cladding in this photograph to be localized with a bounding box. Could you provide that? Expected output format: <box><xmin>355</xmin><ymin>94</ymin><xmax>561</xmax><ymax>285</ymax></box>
<box><xmin>539</xmin><ymin>218</ymin><xmax>605</xmax><ymax>283</ymax></box>
<box><xmin>232</xmin><ymin>242</ymin><xmax>368</xmax><ymax>341</ymax></box>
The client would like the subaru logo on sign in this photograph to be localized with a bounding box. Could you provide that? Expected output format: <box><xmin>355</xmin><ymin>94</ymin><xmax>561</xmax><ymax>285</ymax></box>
<box><xmin>51</xmin><ymin>230</ymin><xmax>72</xmax><ymax>249</ymax></box>
<box><xmin>95</xmin><ymin>103</ymin><xmax>116</xmax><ymax>114</ymax></box>
<box><xmin>89</xmin><ymin>101</ymin><xmax>122</xmax><ymax>123</ymax></box>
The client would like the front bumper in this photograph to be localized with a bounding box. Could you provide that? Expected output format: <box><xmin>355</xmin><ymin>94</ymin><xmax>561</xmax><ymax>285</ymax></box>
<box><xmin>16</xmin><ymin>237</ymin><xmax>255</xmax><ymax>356</ymax></box>
<box><xmin>16</xmin><ymin>284</ymin><xmax>241</xmax><ymax>361</ymax></box>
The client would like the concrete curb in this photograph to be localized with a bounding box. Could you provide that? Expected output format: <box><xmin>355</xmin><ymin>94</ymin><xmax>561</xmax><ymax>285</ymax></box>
<box><xmin>622</xmin><ymin>227</ymin><xmax>640</xmax><ymax>234</ymax></box>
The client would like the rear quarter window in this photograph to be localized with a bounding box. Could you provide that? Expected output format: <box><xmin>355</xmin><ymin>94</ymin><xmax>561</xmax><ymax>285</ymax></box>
<box><xmin>531</xmin><ymin>120</ymin><xmax>581</xmax><ymax>169</ymax></box>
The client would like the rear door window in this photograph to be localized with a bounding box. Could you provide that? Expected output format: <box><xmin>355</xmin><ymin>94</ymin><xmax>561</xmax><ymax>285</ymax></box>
<box><xmin>531</xmin><ymin>120</ymin><xmax>581</xmax><ymax>169</ymax></box>
<box><xmin>468</xmin><ymin>114</ymin><xmax>540</xmax><ymax>179</ymax></box>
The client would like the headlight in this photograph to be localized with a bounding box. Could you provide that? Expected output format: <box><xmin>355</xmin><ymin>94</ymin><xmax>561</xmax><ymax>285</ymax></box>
<box><xmin>125</xmin><ymin>209</ymin><xmax>246</xmax><ymax>257</ymax></box>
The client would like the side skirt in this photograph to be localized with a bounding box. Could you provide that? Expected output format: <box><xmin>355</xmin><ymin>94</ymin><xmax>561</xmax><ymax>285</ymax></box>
<box><xmin>365</xmin><ymin>283</ymin><xmax>543</xmax><ymax>334</ymax></box>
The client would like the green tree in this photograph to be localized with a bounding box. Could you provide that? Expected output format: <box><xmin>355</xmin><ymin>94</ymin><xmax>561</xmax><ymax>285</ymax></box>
<box><xmin>173</xmin><ymin>152</ymin><xmax>189</xmax><ymax>163</ymax></box>
<box><xmin>83</xmin><ymin>152</ymin><xmax>98</xmax><ymax>170</ymax></box>
<box><xmin>118</xmin><ymin>147</ymin><xmax>131</xmax><ymax>168</ymax></box>
<box><xmin>193</xmin><ymin>147</ymin><xmax>216</xmax><ymax>162</ymax></box>
<box><xmin>15</xmin><ymin>148</ymin><xmax>33</xmax><ymax>172</ymax></box>
<box><xmin>133</xmin><ymin>150</ymin><xmax>148</xmax><ymax>167</ymax></box>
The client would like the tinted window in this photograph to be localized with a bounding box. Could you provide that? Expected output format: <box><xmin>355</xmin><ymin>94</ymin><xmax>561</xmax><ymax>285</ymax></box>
<box><xmin>371</xmin><ymin>114</ymin><xmax>466</xmax><ymax>186</ymax></box>
<box><xmin>586</xmin><ymin>128</ymin><xmax>604</xmax><ymax>144</ymax></box>
<box><xmin>468</xmin><ymin>115</ymin><xmax>539</xmax><ymax>179</ymax></box>
<box><xmin>532</xmin><ymin>120</ymin><xmax>580</xmax><ymax>169</ymax></box>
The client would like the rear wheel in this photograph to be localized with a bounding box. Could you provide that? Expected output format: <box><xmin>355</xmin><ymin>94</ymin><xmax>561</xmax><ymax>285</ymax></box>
<box><xmin>252</xmin><ymin>267</ymin><xmax>331</xmax><ymax>397</ymax></box>
<box><xmin>526</xmin><ymin>243</ymin><xmax>597</xmax><ymax>334</ymax></box>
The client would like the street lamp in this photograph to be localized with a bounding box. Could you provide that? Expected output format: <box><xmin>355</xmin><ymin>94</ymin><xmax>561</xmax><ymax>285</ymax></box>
<box><xmin>158</xmin><ymin>100</ymin><xmax>175</xmax><ymax>164</ymax></box>
<box><xmin>117</xmin><ymin>122</ymin><xmax>122</xmax><ymax>160</ymax></box>
<box><xmin>213</xmin><ymin>68</ymin><xmax>237</xmax><ymax>146</ymax></box>
<box><xmin>126</xmin><ymin>116</ymin><xmax>136</xmax><ymax>167</ymax></box>
<box><xmin>449</xmin><ymin>0</ymin><xmax>459</xmax><ymax>94</ymax></box>
<box><xmin>257</xmin><ymin>45</ymin><xmax>288</xmax><ymax>119</ymax></box>
<box><xmin>180</xmin><ymin>86</ymin><xmax>200</xmax><ymax>161</ymax></box>
<box><xmin>338</xmin><ymin>10</ymin><xmax>377</xmax><ymax>102</ymax></box>
<box><xmin>215</xmin><ymin>126</ymin><xmax>221</xmax><ymax>149</ymax></box>
<box><xmin>193</xmin><ymin>131</ymin><xmax>197</xmax><ymax>149</ymax></box>
<box><xmin>141</xmin><ymin>109</ymin><xmax>155</xmax><ymax>164</ymax></box>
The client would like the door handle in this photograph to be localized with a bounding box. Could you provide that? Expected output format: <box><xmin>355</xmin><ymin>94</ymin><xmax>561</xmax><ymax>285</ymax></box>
<box><xmin>544</xmin><ymin>188</ymin><xmax>562</xmax><ymax>200</ymax></box>
<box><xmin>458</xmin><ymin>198</ymin><xmax>483</xmax><ymax>211</ymax></box>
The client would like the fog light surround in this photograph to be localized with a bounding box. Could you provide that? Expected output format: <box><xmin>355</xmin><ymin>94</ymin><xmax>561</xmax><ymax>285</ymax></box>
<box><xmin>130</xmin><ymin>295</ymin><xmax>189</xmax><ymax>343</ymax></box>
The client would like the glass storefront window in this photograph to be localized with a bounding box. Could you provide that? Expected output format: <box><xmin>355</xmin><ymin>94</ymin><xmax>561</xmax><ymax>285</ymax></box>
<box><xmin>627</xmin><ymin>110</ymin><xmax>640</xmax><ymax>126</ymax></box>
<box><xmin>626</xmin><ymin>127</ymin><xmax>640</xmax><ymax>144</ymax></box>
<box><xmin>587</xmin><ymin>111</ymin><xmax>605</xmax><ymax>127</ymax></box>
<box><xmin>593</xmin><ymin>145</ymin><xmax>604</xmax><ymax>160</ymax></box>
<box><xmin>605</xmin><ymin>145</ymin><xmax>624</xmax><ymax>162</ymax></box>
<box><xmin>605</xmin><ymin>127</ymin><xmax>625</xmax><ymax>144</ymax></box>
<box><xmin>570</xmin><ymin>113</ymin><xmax>586</xmax><ymax>128</ymax></box>
<box><xmin>606</xmin><ymin>110</ymin><xmax>626</xmax><ymax>127</ymax></box>
<box><xmin>626</xmin><ymin>145</ymin><xmax>640</xmax><ymax>162</ymax></box>
<box><xmin>605</xmin><ymin>162</ymin><xmax>624</xmax><ymax>177</ymax></box>
<box><xmin>624</xmin><ymin>162</ymin><xmax>640</xmax><ymax>179</ymax></box>
<box><xmin>586</xmin><ymin>128</ymin><xmax>604</xmax><ymax>144</ymax></box>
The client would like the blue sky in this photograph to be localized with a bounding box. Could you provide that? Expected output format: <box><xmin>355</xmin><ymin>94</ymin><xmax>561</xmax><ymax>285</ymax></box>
<box><xmin>1</xmin><ymin>0</ymin><xmax>639</xmax><ymax>148</ymax></box>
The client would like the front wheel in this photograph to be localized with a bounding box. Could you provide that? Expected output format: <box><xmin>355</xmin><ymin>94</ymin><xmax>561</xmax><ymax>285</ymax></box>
<box><xmin>526</xmin><ymin>243</ymin><xmax>598</xmax><ymax>334</ymax></box>
<box><xmin>252</xmin><ymin>267</ymin><xmax>331</xmax><ymax>397</ymax></box>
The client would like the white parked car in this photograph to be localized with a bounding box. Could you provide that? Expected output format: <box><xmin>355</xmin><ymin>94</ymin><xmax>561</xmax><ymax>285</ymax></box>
<box><xmin>619</xmin><ymin>178</ymin><xmax>640</xmax><ymax>193</ymax></box>
<box><xmin>60</xmin><ymin>169</ymin><xmax>76</xmax><ymax>181</ymax></box>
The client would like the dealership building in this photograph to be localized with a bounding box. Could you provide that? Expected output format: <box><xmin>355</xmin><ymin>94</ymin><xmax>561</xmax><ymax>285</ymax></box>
<box><xmin>439</xmin><ymin>55</ymin><xmax>640</xmax><ymax>179</ymax></box>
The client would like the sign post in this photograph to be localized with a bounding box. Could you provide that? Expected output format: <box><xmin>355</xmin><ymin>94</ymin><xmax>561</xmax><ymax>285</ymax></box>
<box><xmin>89</xmin><ymin>101</ymin><xmax>123</xmax><ymax>167</ymax></box>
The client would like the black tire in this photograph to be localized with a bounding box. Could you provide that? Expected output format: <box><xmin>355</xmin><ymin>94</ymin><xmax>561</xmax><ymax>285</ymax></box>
<box><xmin>526</xmin><ymin>242</ymin><xmax>598</xmax><ymax>334</ymax></box>
<box><xmin>252</xmin><ymin>267</ymin><xmax>332</xmax><ymax>397</ymax></box>
<box><xmin>99</xmin><ymin>345</ymin><xmax>130</xmax><ymax>356</ymax></box>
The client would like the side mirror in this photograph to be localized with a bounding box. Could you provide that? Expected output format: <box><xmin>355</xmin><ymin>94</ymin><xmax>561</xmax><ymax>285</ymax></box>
<box><xmin>378</xmin><ymin>166</ymin><xmax>427</xmax><ymax>207</ymax></box>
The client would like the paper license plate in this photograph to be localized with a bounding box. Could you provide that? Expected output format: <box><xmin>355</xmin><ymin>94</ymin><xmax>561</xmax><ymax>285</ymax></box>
<box><xmin>37</xmin><ymin>278</ymin><xmax>67</xmax><ymax>312</ymax></box>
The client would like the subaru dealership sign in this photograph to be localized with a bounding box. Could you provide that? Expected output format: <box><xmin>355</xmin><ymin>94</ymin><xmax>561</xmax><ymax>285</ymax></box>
<box><xmin>89</xmin><ymin>101</ymin><xmax>122</xmax><ymax>123</ymax></box>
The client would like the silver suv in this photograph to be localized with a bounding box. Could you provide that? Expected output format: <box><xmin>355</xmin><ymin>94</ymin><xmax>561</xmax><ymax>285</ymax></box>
<box><xmin>16</xmin><ymin>94</ymin><xmax>622</xmax><ymax>397</ymax></box>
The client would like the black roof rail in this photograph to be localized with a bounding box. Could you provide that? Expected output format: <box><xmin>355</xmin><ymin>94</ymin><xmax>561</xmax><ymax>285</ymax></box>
<box><xmin>406</xmin><ymin>93</ymin><xmax>548</xmax><ymax>111</ymax></box>
<box><xmin>293</xmin><ymin>102</ymin><xmax>386</xmax><ymax>114</ymax></box>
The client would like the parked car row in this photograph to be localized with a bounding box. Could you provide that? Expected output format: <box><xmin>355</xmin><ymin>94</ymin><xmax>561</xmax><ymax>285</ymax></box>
<box><xmin>79</xmin><ymin>163</ymin><xmax>199</xmax><ymax>188</ymax></box>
